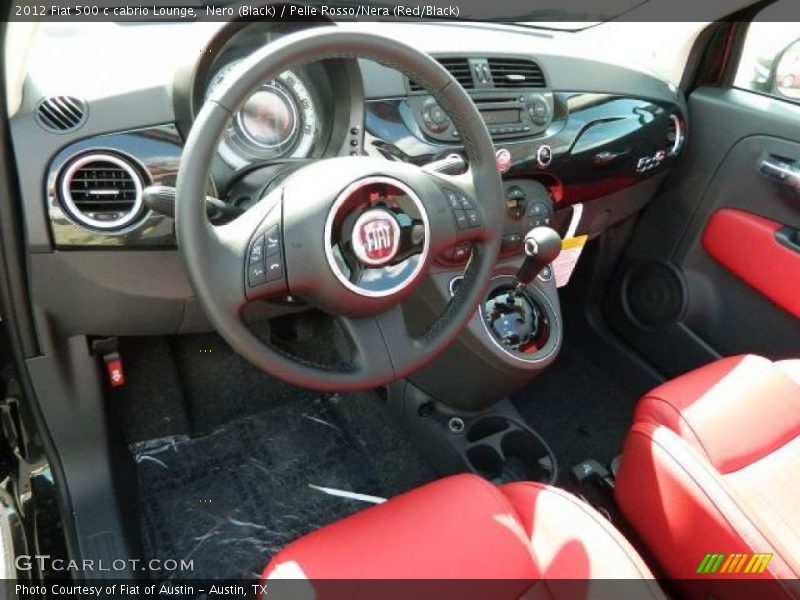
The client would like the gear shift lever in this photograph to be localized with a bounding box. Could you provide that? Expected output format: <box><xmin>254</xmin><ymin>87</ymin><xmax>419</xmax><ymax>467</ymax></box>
<box><xmin>515</xmin><ymin>226</ymin><xmax>562</xmax><ymax>286</ymax></box>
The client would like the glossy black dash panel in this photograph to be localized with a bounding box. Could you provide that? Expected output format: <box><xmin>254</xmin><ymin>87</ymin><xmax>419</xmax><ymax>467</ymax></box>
<box><xmin>47</xmin><ymin>124</ymin><xmax>183</xmax><ymax>248</ymax></box>
<box><xmin>364</xmin><ymin>92</ymin><xmax>685</xmax><ymax>207</ymax></box>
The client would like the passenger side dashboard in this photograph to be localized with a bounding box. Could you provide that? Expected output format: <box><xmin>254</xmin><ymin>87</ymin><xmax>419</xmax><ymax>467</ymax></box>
<box><xmin>362</xmin><ymin>52</ymin><xmax>685</xmax><ymax>263</ymax></box>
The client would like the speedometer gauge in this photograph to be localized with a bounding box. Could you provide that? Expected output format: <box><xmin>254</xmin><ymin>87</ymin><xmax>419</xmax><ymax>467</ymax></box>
<box><xmin>206</xmin><ymin>60</ymin><xmax>318</xmax><ymax>168</ymax></box>
<box><xmin>238</xmin><ymin>86</ymin><xmax>296</xmax><ymax>148</ymax></box>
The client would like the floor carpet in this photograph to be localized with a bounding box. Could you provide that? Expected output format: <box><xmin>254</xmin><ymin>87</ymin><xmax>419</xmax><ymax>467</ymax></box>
<box><xmin>512</xmin><ymin>341</ymin><xmax>638</xmax><ymax>489</ymax></box>
<box><xmin>133</xmin><ymin>392</ymin><xmax>434</xmax><ymax>580</ymax></box>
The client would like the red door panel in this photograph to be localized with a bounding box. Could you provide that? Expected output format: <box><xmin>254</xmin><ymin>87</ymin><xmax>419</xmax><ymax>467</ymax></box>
<box><xmin>703</xmin><ymin>208</ymin><xmax>800</xmax><ymax>319</ymax></box>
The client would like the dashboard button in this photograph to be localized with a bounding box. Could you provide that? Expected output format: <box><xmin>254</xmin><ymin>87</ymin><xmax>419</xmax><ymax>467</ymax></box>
<box><xmin>495</xmin><ymin>148</ymin><xmax>512</xmax><ymax>174</ymax></box>
<box><xmin>451</xmin><ymin>243</ymin><xmax>471</xmax><ymax>261</ymax></box>
<box><xmin>538</xmin><ymin>264</ymin><xmax>554</xmax><ymax>282</ymax></box>
<box><xmin>536</xmin><ymin>145</ymin><xmax>553</xmax><ymax>168</ymax></box>
<box><xmin>507</xmin><ymin>187</ymin><xmax>525</xmax><ymax>200</ymax></box>
<box><xmin>529</xmin><ymin>202</ymin><xmax>547</xmax><ymax>216</ymax></box>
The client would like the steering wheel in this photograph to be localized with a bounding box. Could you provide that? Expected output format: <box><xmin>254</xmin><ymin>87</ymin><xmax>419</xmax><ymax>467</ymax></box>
<box><xmin>176</xmin><ymin>27</ymin><xmax>503</xmax><ymax>392</ymax></box>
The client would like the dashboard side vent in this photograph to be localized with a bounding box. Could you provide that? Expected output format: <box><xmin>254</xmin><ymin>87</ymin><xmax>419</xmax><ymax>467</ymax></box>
<box><xmin>488</xmin><ymin>58</ymin><xmax>546</xmax><ymax>89</ymax></box>
<box><xmin>58</xmin><ymin>153</ymin><xmax>146</xmax><ymax>231</ymax></box>
<box><xmin>36</xmin><ymin>96</ymin><xmax>87</xmax><ymax>133</ymax></box>
<box><xmin>667</xmin><ymin>114</ymin><xmax>685</xmax><ymax>156</ymax></box>
<box><xmin>409</xmin><ymin>58</ymin><xmax>474</xmax><ymax>92</ymax></box>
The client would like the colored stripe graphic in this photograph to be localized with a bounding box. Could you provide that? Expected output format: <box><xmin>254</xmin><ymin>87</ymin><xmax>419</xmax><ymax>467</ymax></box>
<box><xmin>697</xmin><ymin>553</ymin><xmax>772</xmax><ymax>575</ymax></box>
<box><xmin>697</xmin><ymin>554</ymin><xmax>724</xmax><ymax>574</ymax></box>
<box><xmin>746</xmin><ymin>554</ymin><xmax>773</xmax><ymax>574</ymax></box>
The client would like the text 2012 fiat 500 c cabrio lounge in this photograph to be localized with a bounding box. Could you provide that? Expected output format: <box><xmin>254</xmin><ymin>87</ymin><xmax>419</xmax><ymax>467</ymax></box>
<box><xmin>0</xmin><ymin>1</ymin><xmax>799</xmax><ymax>598</ymax></box>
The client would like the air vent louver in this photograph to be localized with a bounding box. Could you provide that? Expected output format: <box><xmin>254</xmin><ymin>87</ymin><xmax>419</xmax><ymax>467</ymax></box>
<box><xmin>36</xmin><ymin>96</ymin><xmax>87</xmax><ymax>132</ymax></box>
<box><xmin>59</xmin><ymin>153</ymin><xmax>145</xmax><ymax>231</ymax></box>
<box><xmin>487</xmin><ymin>58</ymin><xmax>546</xmax><ymax>89</ymax></box>
<box><xmin>409</xmin><ymin>58</ymin><xmax>474</xmax><ymax>92</ymax></box>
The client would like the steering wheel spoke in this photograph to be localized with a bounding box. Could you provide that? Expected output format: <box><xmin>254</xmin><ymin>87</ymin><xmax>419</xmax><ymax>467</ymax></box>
<box><xmin>337</xmin><ymin>315</ymin><xmax>396</xmax><ymax>381</ymax></box>
<box><xmin>374</xmin><ymin>304</ymin><xmax>425</xmax><ymax>374</ymax></box>
<box><xmin>339</xmin><ymin>304</ymin><xmax>425</xmax><ymax>382</ymax></box>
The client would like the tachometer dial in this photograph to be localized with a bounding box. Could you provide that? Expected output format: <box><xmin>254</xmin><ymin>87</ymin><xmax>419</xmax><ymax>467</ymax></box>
<box><xmin>207</xmin><ymin>60</ymin><xmax>318</xmax><ymax>167</ymax></box>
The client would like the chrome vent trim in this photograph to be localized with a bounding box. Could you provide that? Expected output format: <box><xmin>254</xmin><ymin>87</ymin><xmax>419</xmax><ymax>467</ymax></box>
<box><xmin>409</xmin><ymin>58</ymin><xmax>474</xmax><ymax>92</ymax></box>
<box><xmin>36</xmin><ymin>96</ymin><xmax>87</xmax><ymax>133</ymax></box>
<box><xmin>667</xmin><ymin>114</ymin><xmax>685</xmax><ymax>156</ymax></box>
<box><xmin>58</xmin><ymin>153</ymin><xmax>145</xmax><ymax>231</ymax></box>
<box><xmin>487</xmin><ymin>58</ymin><xmax>546</xmax><ymax>89</ymax></box>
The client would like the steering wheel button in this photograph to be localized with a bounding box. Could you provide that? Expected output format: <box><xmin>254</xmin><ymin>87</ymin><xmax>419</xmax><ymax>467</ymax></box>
<box><xmin>249</xmin><ymin>237</ymin><xmax>265</xmax><ymax>263</ymax></box>
<box><xmin>453</xmin><ymin>209</ymin><xmax>469</xmax><ymax>230</ymax></box>
<box><xmin>444</xmin><ymin>190</ymin><xmax>460</xmax><ymax>209</ymax></box>
<box><xmin>466</xmin><ymin>210</ymin><xmax>481</xmax><ymax>228</ymax></box>
<box><xmin>458</xmin><ymin>194</ymin><xmax>473</xmax><ymax>210</ymax></box>
<box><xmin>248</xmin><ymin>263</ymin><xmax>267</xmax><ymax>287</ymax></box>
<box><xmin>265</xmin><ymin>226</ymin><xmax>281</xmax><ymax>257</ymax></box>
<box><xmin>265</xmin><ymin>257</ymin><xmax>283</xmax><ymax>282</ymax></box>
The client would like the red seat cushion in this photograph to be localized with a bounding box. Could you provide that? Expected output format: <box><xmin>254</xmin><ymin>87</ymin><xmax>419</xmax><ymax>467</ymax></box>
<box><xmin>616</xmin><ymin>355</ymin><xmax>800</xmax><ymax>599</ymax></box>
<box><xmin>262</xmin><ymin>474</ymin><xmax>661</xmax><ymax>598</ymax></box>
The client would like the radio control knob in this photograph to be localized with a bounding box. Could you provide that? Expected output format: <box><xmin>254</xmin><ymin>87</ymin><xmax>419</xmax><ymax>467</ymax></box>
<box><xmin>536</xmin><ymin>145</ymin><xmax>553</xmax><ymax>168</ymax></box>
<box><xmin>429</xmin><ymin>105</ymin><xmax>447</xmax><ymax>124</ymax></box>
<box><xmin>525</xmin><ymin>94</ymin><xmax>550</xmax><ymax>126</ymax></box>
<box><xmin>422</xmin><ymin>99</ymin><xmax>450</xmax><ymax>133</ymax></box>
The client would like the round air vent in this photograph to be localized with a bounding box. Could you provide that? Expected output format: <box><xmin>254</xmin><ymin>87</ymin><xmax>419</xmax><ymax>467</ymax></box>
<box><xmin>35</xmin><ymin>96</ymin><xmax>87</xmax><ymax>133</ymax></box>
<box><xmin>58</xmin><ymin>153</ymin><xmax>146</xmax><ymax>231</ymax></box>
<box><xmin>667</xmin><ymin>114</ymin><xmax>685</xmax><ymax>156</ymax></box>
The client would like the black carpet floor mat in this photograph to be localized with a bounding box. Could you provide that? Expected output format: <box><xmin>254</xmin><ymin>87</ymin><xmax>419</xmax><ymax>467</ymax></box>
<box><xmin>133</xmin><ymin>393</ymin><xmax>434</xmax><ymax>580</ymax></box>
<box><xmin>511</xmin><ymin>342</ymin><xmax>638</xmax><ymax>489</ymax></box>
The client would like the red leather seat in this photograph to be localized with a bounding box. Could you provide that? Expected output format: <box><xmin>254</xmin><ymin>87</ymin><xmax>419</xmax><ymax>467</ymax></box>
<box><xmin>616</xmin><ymin>355</ymin><xmax>800</xmax><ymax>599</ymax></box>
<box><xmin>262</xmin><ymin>474</ymin><xmax>661</xmax><ymax>598</ymax></box>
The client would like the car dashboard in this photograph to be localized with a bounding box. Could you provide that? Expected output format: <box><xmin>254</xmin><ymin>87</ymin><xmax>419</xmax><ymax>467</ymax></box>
<box><xmin>10</xmin><ymin>19</ymin><xmax>687</xmax><ymax>338</ymax></box>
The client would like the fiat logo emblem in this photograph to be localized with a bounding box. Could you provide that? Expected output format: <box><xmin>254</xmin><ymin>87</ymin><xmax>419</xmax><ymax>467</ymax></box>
<box><xmin>351</xmin><ymin>209</ymin><xmax>401</xmax><ymax>266</ymax></box>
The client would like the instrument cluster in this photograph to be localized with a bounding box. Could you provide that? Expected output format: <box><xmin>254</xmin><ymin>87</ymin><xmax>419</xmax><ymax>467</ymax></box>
<box><xmin>205</xmin><ymin>59</ymin><xmax>322</xmax><ymax>169</ymax></box>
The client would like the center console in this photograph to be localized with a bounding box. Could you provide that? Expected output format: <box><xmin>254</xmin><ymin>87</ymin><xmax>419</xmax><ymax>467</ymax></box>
<box><xmin>440</xmin><ymin>179</ymin><xmax>555</xmax><ymax>266</ymax></box>
<box><xmin>364</xmin><ymin>53</ymin><xmax>686</xmax><ymax>485</ymax></box>
<box><xmin>387</xmin><ymin>221</ymin><xmax>563</xmax><ymax>484</ymax></box>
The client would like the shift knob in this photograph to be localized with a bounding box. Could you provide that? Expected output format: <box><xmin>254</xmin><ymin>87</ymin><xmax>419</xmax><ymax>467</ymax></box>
<box><xmin>516</xmin><ymin>227</ymin><xmax>562</xmax><ymax>285</ymax></box>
